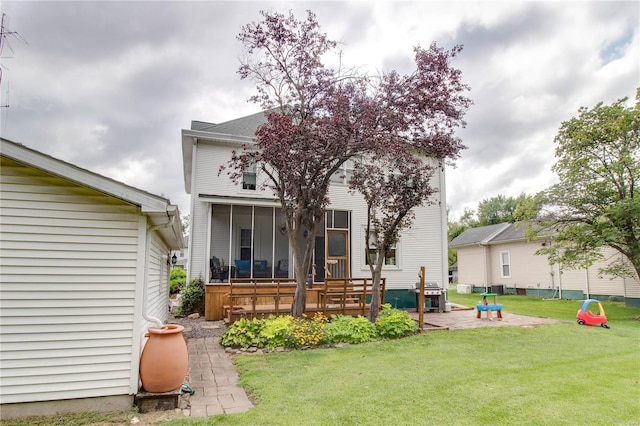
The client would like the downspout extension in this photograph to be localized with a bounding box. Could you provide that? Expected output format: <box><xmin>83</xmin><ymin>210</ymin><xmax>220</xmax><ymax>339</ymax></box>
<box><xmin>143</xmin><ymin>213</ymin><xmax>175</xmax><ymax>329</ymax></box>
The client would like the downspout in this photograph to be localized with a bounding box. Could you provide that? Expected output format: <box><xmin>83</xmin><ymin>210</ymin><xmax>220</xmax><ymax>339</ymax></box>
<box><xmin>142</xmin><ymin>213</ymin><xmax>175</xmax><ymax>329</ymax></box>
<box><xmin>439</xmin><ymin>167</ymin><xmax>449</xmax><ymax>297</ymax></box>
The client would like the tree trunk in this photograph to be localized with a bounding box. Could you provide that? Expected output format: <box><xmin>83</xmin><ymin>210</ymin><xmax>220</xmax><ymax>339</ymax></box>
<box><xmin>367</xmin><ymin>252</ymin><xmax>385</xmax><ymax>322</ymax></box>
<box><xmin>292</xmin><ymin>279</ymin><xmax>308</xmax><ymax>317</ymax></box>
<box><xmin>290</xmin><ymin>222</ymin><xmax>318</xmax><ymax>317</ymax></box>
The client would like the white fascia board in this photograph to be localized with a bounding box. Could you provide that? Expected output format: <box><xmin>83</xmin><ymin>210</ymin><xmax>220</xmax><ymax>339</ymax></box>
<box><xmin>147</xmin><ymin>209</ymin><xmax>184</xmax><ymax>250</ymax></box>
<box><xmin>198</xmin><ymin>194</ymin><xmax>280</xmax><ymax>208</ymax></box>
<box><xmin>181</xmin><ymin>129</ymin><xmax>256</xmax><ymax>195</ymax></box>
<box><xmin>1</xmin><ymin>138</ymin><xmax>171</xmax><ymax>214</ymax></box>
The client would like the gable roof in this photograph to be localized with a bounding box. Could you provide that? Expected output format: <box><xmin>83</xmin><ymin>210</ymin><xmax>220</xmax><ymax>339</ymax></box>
<box><xmin>449</xmin><ymin>223</ymin><xmax>511</xmax><ymax>248</ymax></box>
<box><xmin>181</xmin><ymin>109</ymin><xmax>269</xmax><ymax>194</ymax></box>
<box><xmin>1</xmin><ymin>137</ymin><xmax>184</xmax><ymax>249</ymax></box>
<box><xmin>449</xmin><ymin>222</ymin><xmax>544</xmax><ymax>248</ymax></box>
<box><xmin>192</xmin><ymin>110</ymin><xmax>269</xmax><ymax>137</ymax></box>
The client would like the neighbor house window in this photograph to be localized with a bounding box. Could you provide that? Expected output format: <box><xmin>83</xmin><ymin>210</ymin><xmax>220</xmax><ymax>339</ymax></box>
<box><xmin>242</xmin><ymin>161</ymin><xmax>256</xmax><ymax>190</ymax></box>
<box><xmin>500</xmin><ymin>251</ymin><xmax>511</xmax><ymax>278</ymax></box>
<box><xmin>365</xmin><ymin>231</ymin><xmax>397</xmax><ymax>267</ymax></box>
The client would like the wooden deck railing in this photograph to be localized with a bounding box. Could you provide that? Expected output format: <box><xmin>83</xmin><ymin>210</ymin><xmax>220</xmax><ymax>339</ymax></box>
<box><xmin>215</xmin><ymin>277</ymin><xmax>386</xmax><ymax>323</ymax></box>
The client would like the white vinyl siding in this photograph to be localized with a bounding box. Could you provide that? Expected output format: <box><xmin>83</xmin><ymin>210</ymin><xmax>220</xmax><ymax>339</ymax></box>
<box><xmin>188</xmin><ymin>139</ymin><xmax>448</xmax><ymax>290</ymax></box>
<box><xmin>0</xmin><ymin>158</ymin><xmax>142</xmax><ymax>404</ymax></box>
<box><xmin>145</xmin><ymin>232</ymin><xmax>171</xmax><ymax>322</ymax></box>
<box><xmin>331</xmin><ymin>175</ymin><xmax>446</xmax><ymax>290</ymax></box>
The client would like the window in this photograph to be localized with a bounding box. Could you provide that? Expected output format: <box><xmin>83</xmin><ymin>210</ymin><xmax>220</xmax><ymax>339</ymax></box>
<box><xmin>365</xmin><ymin>231</ymin><xmax>397</xmax><ymax>267</ymax></box>
<box><xmin>500</xmin><ymin>251</ymin><xmax>511</xmax><ymax>278</ymax></box>
<box><xmin>329</xmin><ymin>160</ymin><xmax>355</xmax><ymax>185</ymax></box>
<box><xmin>326</xmin><ymin>210</ymin><xmax>349</xmax><ymax>229</ymax></box>
<box><xmin>240</xmin><ymin>228</ymin><xmax>252</xmax><ymax>260</ymax></box>
<box><xmin>242</xmin><ymin>161</ymin><xmax>256</xmax><ymax>190</ymax></box>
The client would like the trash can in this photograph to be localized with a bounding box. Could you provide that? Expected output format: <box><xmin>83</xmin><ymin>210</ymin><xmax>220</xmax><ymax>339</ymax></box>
<box><xmin>491</xmin><ymin>285</ymin><xmax>505</xmax><ymax>295</ymax></box>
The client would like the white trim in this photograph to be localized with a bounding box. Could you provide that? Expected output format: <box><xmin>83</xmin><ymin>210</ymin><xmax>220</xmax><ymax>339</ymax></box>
<box><xmin>361</xmin><ymin>226</ymin><xmax>400</xmax><ymax>271</ymax></box>
<box><xmin>187</xmin><ymin>138</ymin><xmax>198</xmax><ymax>277</ymax></box>
<box><xmin>181</xmin><ymin>129</ymin><xmax>254</xmax><ymax>194</ymax></box>
<box><xmin>440</xmin><ymin>167</ymin><xmax>449</xmax><ymax>290</ymax></box>
<box><xmin>130</xmin><ymin>216</ymin><xmax>147</xmax><ymax>394</ymax></box>
<box><xmin>1</xmin><ymin>138</ymin><xmax>169</xmax><ymax>214</ymax></box>
<box><xmin>500</xmin><ymin>250</ymin><xmax>511</xmax><ymax>278</ymax></box>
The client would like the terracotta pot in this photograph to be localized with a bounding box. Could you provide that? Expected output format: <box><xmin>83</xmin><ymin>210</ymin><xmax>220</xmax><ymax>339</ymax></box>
<box><xmin>139</xmin><ymin>324</ymin><xmax>188</xmax><ymax>393</ymax></box>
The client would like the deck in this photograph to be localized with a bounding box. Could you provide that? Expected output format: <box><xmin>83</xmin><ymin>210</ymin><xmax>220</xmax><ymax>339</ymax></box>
<box><xmin>205</xmin><ymin>278</ymin><xmax>386</xmax><ymax>323</ymax></box>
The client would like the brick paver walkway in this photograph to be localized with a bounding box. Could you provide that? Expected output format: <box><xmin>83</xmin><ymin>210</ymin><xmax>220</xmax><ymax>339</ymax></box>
<box><xmin>186</xmin><ymin>336</ymin><xmax>253</xmax><ymax>418</ymax></box>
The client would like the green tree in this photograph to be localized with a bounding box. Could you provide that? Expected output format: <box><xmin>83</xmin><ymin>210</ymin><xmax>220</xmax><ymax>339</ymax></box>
<box><xmin>477</xmin><ymin>193</ymin><xmax>542</xmax><ymax>226</ymax></box>
<box><xmin>447</xmin><ymin>208</ymin><xmax>477</xmax><ymax>267</ymax></box>
<box><xmin>538</xmin><ymin>89</ymin><xmax>640</xmax><ymax>280</ymax></box>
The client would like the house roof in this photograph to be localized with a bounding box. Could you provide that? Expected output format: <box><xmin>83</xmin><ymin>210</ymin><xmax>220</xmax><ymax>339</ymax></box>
<box><xmin>1</xmin><ymin>137</ymin><xmax>184</xmax><ymax>249</ymax></box>
<box><xmin>192</xmin><ymin>110</ymin><xmax>269</xmax><ymax>137</ymax></box>
<box><xmin>181</xmin><ymin>110</ymin><xmax>269</xmax><ymax>194</ymax></box>
<box><xmin>449</xmin><ymin>223</ymin><xmax>511</xmax><ymax>248</ymax></box>
<box><xmin>449</xmin><ymin>222</ymin><xmax>542</xmax><ymax>248</ymax></box>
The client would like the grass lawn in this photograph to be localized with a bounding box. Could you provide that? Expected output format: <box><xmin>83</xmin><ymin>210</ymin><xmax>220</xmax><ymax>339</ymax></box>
<box><xmin>6</xmin><ymin>294</ymin><xmax>639</xmax><ymax>425</ymax></box>
<box><xmin>171</xmin><ymin>294</ymin><xmax>639</xmax><ymax>426</ymax></box>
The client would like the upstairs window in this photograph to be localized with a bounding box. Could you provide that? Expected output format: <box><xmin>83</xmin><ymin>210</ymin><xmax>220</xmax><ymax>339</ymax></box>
<box><xmin>242</xmin><ymin>161</ymin><xmax>256</xmax><ymax>190</ymax></box>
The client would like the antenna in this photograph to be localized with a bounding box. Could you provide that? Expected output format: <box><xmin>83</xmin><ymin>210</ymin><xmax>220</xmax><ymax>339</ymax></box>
<box><xmin>0</xmin><ymin>13</ymin><xmax>28</xmax><ymax>109</ymax></box>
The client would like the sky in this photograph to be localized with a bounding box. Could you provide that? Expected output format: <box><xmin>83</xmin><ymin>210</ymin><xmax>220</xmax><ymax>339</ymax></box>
<box><xmin>1</xmin><ymin>1</ymin><xmax>638</xmax><ymax>222</ymax></box>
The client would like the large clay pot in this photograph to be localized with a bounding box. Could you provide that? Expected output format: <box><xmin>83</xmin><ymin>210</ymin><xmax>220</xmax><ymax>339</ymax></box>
<box><xmin>139</xmin><ymin>324</ymin><xmax>188</xmax><ymax>393</ymax></box>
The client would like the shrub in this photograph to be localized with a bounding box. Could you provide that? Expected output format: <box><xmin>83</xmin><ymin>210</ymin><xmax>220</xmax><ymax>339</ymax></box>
<box><xmin>325</xmin><ymin>314</ymin><xmax>378</xmax><ymax>344</ymax></box>
<box><xmin>176</xmin><ymin>276</ymin><xmax>204</xmax><ymax>316</ymax></box>
<box><xmin>219</xmin><ymin>308</ymin><xmax>417</xmax><ymax>350</ymax></box>
<box><xmin>260</xmin><ymin>315</ymin><xmax>294</xmax><ymax>348</ymax></box>
<box><xmin>220</xmin><ymin>318</ymin><xmax>267</xmax><ymax>348</ymax></box>
<box><xmin>289</xmin><ymin>313</ymin><xmax>330</xmax><ymax>348</ymax></box>
<box><xmin>375</xmin><ymin>304</ymin><xmax>419</xmax><ymax>339</ymax></box>
<box><xmin>170</xmin><ymin>268</ymin><xmax>186</xmax><ymax>294</ymax></box>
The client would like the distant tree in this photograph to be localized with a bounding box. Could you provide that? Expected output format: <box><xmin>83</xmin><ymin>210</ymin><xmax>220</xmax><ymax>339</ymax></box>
<box><xmin>181</xmin><ymin>214</ymin><xmax>190</xmax><ymax>236</ymax></box>
<box><xmin>447</xmin><ymin>208</ymin><xmax>475</xmax><ymax>267</ymax></box>
<box><xmin>477</xmin><ymin>193</ymin><xmax>542</xmax><ymax>226</ymax></box>
<box><xmin>537</xmin><ymin>90</ymin><xmax>640</xmax><ymax>280</ymax></box>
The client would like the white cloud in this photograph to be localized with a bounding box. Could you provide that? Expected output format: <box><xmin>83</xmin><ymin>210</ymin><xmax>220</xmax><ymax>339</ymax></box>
<box><xmin>0</xmin><ymin>0</ymin><xmax>637</xmax><ymax>221</ymax></box>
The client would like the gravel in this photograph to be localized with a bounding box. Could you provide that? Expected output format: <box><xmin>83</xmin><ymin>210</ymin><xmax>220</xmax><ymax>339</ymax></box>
<box><xmin>167</xmin><ymin>313</ymin><xmax>227</xmax><ymax>340</ymax></box>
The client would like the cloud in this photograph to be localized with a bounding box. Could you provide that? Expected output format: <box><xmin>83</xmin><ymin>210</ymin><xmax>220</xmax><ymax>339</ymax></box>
<box><xmin>1</xmin><ymin>1</ymin><xmax>638</xmax><ymax>223</ymax></box>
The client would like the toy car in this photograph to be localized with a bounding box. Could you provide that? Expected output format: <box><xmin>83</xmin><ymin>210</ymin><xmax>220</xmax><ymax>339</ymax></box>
<box><xmin>577</xmin><ymin>299</ymin><xmax>610</xmax><ymax>328</ymax></box>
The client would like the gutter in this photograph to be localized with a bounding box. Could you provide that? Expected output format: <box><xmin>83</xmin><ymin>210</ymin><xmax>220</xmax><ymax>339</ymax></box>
<box><xmin>142</xmin><ymin>212</ymin><xmax>176</xmax><ymax>329</ymax></box>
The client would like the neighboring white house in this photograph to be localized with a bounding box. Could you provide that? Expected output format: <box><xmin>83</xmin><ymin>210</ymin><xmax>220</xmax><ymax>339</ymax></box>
<box><xmin>181</xmin><ymin>110</ymin><xmax>450</xmax><ymax>307</ymax></box>
<box><xmin>171</xmin><ymin>235</ymin><xmax>189</xmax><ymax>271</ymax></box>
<box><xmin>0</xmin><ymin>138</ymin><xmax>184</xmax><ymax>418</ymax></box>
<box><xmin>449</xmin><ymin>222</ymin><xmax>640</xmax><ymax>307</ymax></box>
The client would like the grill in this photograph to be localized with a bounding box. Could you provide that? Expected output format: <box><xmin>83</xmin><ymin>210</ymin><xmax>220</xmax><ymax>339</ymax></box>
<box><xmin>413</xmin><ymin>282</ymin><xmax>445</xmax><ymax>313</ymax></box>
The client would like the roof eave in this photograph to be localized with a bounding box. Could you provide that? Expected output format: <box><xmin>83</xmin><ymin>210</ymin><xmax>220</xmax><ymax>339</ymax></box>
<box><xmin>181</xmin><ymin>129</ymin><xmax>255</xmax><ymax>195</ymax></box>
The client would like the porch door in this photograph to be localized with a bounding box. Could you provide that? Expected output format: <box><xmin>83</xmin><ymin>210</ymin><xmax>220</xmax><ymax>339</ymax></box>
<box><xmin>326</xmin><ymin>229</ymin><xmax>349</xmax><ymax>279</ymax></box>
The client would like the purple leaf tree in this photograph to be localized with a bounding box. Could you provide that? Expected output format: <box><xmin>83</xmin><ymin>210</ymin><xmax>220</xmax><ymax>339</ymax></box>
<box><xmin>226</xmin><ymin>10</ymin><xmax>470</xmax><ymax>318</ymax></box>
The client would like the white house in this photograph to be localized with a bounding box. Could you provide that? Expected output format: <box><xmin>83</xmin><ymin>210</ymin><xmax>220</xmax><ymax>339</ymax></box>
<box><xmin>171</xmin><ymin>235</ymin><xmax>189</xmax><ymax>272</ymax></box>
<box><xmin>449</xmin><ymin>222</ymin><xmax>640</xmax><ymax>307</ymax></box>
<box><xmin>181</xmin><ymin>110</ymin><xmax>450</xmax><ymax>309</ymax></box>
<box><xmin>0</xmin><ymin>138</ymin><xmax>184</xmax><ymax>418</ymax></box>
